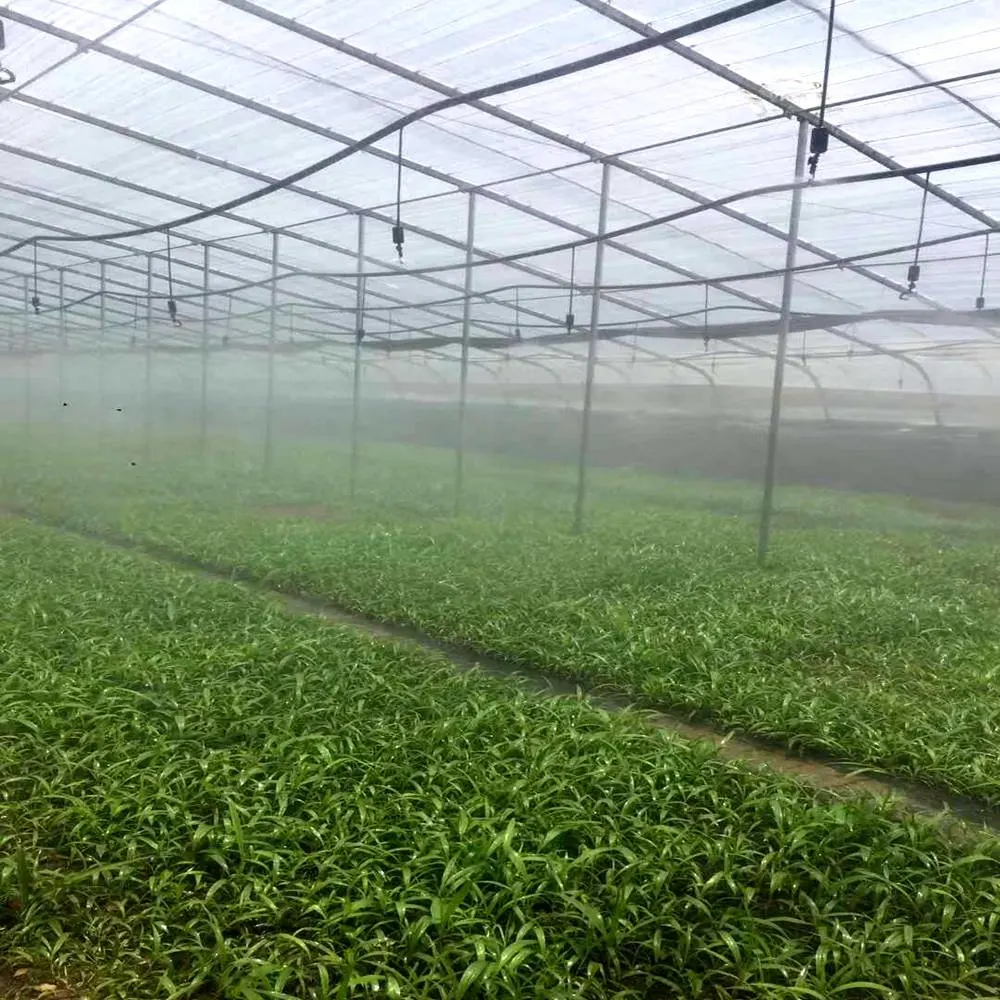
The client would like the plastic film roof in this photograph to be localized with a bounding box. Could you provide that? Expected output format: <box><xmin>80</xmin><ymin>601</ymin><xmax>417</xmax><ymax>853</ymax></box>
<box><xmin>0</xmin><ymin>0</ymin><xmax>998</xmax><ymax>403</ymax></box>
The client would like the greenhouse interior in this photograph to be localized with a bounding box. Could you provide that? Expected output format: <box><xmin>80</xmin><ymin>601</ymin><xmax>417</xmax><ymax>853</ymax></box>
<box><xmin>2</xmin><ymin>1</ymin><xmax>1000</xmax><ymax>997</ymax></box>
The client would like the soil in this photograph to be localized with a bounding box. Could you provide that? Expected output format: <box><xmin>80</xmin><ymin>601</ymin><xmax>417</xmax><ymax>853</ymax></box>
<box><xmin>0</xmin><ymin>968</ymin><xmax>78</xmax><ymax>1000</ymax></box>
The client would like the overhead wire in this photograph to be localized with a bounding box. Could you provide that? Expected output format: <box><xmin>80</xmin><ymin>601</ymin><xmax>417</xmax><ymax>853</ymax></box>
<box><xmin>792</xmin><ymin>0</ymin><xmax>1000</xmax><ymax>135</ymax></box>
<box><xmin>7</xmin><ymin>0</ymin><xmax>1000</xmax><ymax>395</ymax></box>
<box><xmin>7</xmin><ymin>103</ymin><xmax>998</xmax><ymax>380</ymax></box>
<box><xmin>11</xmin><ymin>221</ymin><xmax>999</xmax><ymax>319</ymax></box>
<box><xmin>150</xmin><ymin>63</ymin><xmax>999</xmax><ymax>255</ymax></box>
<box><xmin>24</xmin><ymin>152</ymin><xmax>995</xmax><ymax>306</ymax></box>
<box><xmin>7</xmin><ymin>63</ymin><xmax>994</xmax><ymax>305</ymax></box>
<box><xmin>0</xmin><ymin>0</ymin><xmax>788</xmax><ymax>260</ymax></box>
<box><xmin>588</xmin><ymin>65</ymin><xmax>1000</xmax><ymax>168</ymax></box>
<box><xmin>11</xmin><ymin>312</ymin><xmax>995</xmax><ymax>360</ymax></box>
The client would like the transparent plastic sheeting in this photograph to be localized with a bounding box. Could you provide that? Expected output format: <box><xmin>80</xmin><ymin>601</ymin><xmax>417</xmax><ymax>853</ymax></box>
<box><xmin>0</xmin><ymin>0</ymin><xmax>998</xmax><ymax>410</ymax></box>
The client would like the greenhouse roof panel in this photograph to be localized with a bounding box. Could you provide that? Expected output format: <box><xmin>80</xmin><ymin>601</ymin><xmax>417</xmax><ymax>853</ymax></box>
<box><xmin>0</xmin><ymin>0</ymin><xmax>997</xmax><ymax>389</ymax></box>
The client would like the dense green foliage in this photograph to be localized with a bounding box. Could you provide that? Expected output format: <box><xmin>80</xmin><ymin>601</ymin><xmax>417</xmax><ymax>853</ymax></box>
<box><xmin>3</xmin><ymin>436</ymin><xmax>1000</xmax><ymax>803</ymax></box>
<box><xmin>2</xmin><ymin>518</ymin><xmax>1000</xmax><ymax>998</ymax></box>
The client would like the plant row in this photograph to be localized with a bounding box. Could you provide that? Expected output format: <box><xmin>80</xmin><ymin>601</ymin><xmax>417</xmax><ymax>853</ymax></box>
<box><xmin>2</xmin><ymin>517</ymin><xmax>1000</xmax><ymax>997</ymax></box>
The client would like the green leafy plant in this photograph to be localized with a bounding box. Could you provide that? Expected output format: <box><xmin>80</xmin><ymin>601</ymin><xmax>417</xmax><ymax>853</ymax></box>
<box><xmin>2</xmin><ymin>518</ymin><xmax>1000</xmax><ymax>997</ymax></box>
<box><xmin>4</xmin><ymin>432</ymin><xmax>1000</xmax><ymax>804</ymax></box>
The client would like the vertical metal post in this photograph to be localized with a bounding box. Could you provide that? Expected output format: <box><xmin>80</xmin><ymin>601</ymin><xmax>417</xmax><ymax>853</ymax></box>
<box><xmin>98</xmin><ymin>260</ymin><xmax>107</xmax><ymax>447</ymax></box>
<box><xmin>200</xmin><ymin>244</ymin><xmax>210</xmax><ymax>457</ymax></box>
<box><xmin>263</xmin><ymin>232</ymin><xmax>279</xmax><ymax>473</ymax></box>
<box><xmin>757</xmin><ymin>118</ymin><xmax>809</xmax><ymax>565</ymax></box>
<box><xmin>454</xmin><ymin>191</ymin><xmax>476</xmax><ymax>515</ymax></box>
<box><xmin>349</xmin><ymin>214</ymin><xmax>365</xmax><ymax>502</ymax></box>
<box><xmin>572</xmin><ymin>162</ymin><xmax>611</xmax><ymax>535</ymax></box>
<box><xmin>57</xmin><ymin>269</ymin><xmax>65</xmax><ymax>437</ymax></box>
<box><xmin>22</xmin><ymin>276</ymin><xmax>31</xmax><ymax>438</ymax></box>
<box><xmin>144</xmin><ymin>254</ymin><xmax>154</xmax><ymax>459</ymax></box>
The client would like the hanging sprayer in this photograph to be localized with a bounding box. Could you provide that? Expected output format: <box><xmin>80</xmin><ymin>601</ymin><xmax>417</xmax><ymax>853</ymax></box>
<box><xmin>806</xmin><ymin>0</ymin><xmax>836</xmax><ymax>179</ymax></box>
<box><xmin>166</xmin><ymin>231</ymin><xmax>182</xmax><ymax>326</ymax></box>
<box><xmin>0</xmin><ymin>20</ymin><xmax>17</xmax><ymax>86</ymax></box>
<box><xmin>976</xmin><ymin>232</ymin><xmax>991</xmax><ymax>310</ymax></box>
<box><xmin>565</xmin><ymin>247</ymin><xmax>576</xmax><ymax>333</ymax></box>
<box><xmin>899</xmin><ymin>174</ymin><xmax>930</xmax><ymax>300</ymax></box>
<box><xmin>30</xmin><ymin>242</ymin><xmax>40</xmax><ymax>314</ymax></box>
<box><xmin>391</xmin><ymin>129</ymin><xmax>405</xmax><ymax>260</ymax></box>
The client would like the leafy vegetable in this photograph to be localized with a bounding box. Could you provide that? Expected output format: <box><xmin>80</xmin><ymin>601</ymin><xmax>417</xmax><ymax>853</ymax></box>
<box><xmin>2</xmin><ymin>518</ymin><xmax>1000</xmax><ymax>998</ymax></box>
<box><xmin>3</xmin><ymin>433</ymin><xmax>999</xmax><ymax>803</ymax></box>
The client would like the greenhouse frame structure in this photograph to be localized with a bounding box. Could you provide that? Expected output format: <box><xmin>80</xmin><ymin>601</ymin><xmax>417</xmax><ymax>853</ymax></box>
<box><xmin>1</xmin><ymin>0</ymin><xmax>999</xmax><ymax>547</ymax></box>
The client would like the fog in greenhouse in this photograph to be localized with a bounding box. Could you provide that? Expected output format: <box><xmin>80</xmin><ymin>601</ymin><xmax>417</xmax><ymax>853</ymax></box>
<box><xmin>5</xmin><ymin>321</ymin><xmax>1000</xmax><ymax>510</ymax></box>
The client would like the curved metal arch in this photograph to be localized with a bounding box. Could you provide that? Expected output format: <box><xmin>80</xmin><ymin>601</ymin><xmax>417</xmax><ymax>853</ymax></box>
<box><xmin>661</xmin><ymin>357</ymin><xmax>717</xmax><ymax>392</ymax></box>
<box><xmin>834</xmin><ymin>327</ymin><xmax>943</xmax><ymax>426</ymax></box>
<box><xmin>488</xmin><ymin>355</ymin><xmax>569</xmax><ymax>410</ymax></box>
<box><xmin>1</xmin><ymin>87</ymin><xmax>879</xmax><ymax>404</ymax></box>
<box><xmin>715</xmin><ymin>346</ymin><xmax>833</xmax><ymax>423</ymax></box>
<box><xmin>402</xmin><ymin>351</ymin><xmax>457</xmax><ymax>388</ymax></box>
<box><xmin>614</xmin><ymin>337</ymin><xmax>719</xmax><ymax>392</ymax></box>
<box><xmin>321</xmin><ymin>338</ymin><xmax>454</xmax><ymax>390</ymax></box>
<box><xmin>908</xmin><ymin>358</ymin><xmax>945</xmax><ymax>427</ymax></box>
<box><xmin>962</xmin><ymin>354</ymin><xmax>994</xmax><ymax>390</ymax></box>
<box><xmin>316</xmin><ymin>342</ymin><xmax>449</xmax><ymax>405</ymax></box>
<box><xmin>661</xmin><ymin>357</ymin><xmax>720</xmax><ymax>414</ymax></box>
<box><xmin>355</xmin><ymin>359</ymin><xmax>408</xmax><ymax>396</ymax></box>
<box><xmin>606</xmin><ymin>335</ymin><xmax>723</xmax><ymax>415</ymax></box>
<box><xmin>790</xmin><ymin>352</ymin><xmax>866</xmax><ymax>420</ymax></box>
<box><xmin>462</xmin><ymin>355</ymin><xmax>532</xmax><ymax>407</ymax></box>
<box><xmin>513</xmin><ymin>356</ymin><xmax>566</xmax><ymax>386</ymax></box>
<box><xmin>780</xmin><ymin>357</ymin><xmax>833</xmax><ymax>424</ymax></box>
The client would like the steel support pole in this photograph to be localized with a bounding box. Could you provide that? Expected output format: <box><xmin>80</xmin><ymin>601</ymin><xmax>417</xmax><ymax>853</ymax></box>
<box><xmin>572</xmin><ymin>163</ymin><xmax>611</xmax><ymax>535</ymax></box>
<box><xmin>22</xmin><ymin>276</ymin><xmax>31</xmax><ymax>438</ymax></box>
<box><xmin>263</xmin><ymin>232</ymin><xmax>279</xmax><ymax>473</ymax></box>
<box><xmin>454</xmin><ymin>192</ymin><xmax>477</xmax><ymax>516</ymax></box>
<box><xmin>349</xmin><ymin>214</ymin><xmax>365</xmax><ymax>502</ymax></box>
<box><xmin>757</xmin><ymin>118</ymin><xmax>810</xmax><ymax>565</ymax></box>
<box><xmin>98</xmin><ymin>260</ymin><xmax>107</xmax><ymax>447</ymax></box>
<box><xmin>144</xmin><ymin>254</ymin><xmax>153</xmax><ymax>458</ymax></box>
<box><xmin>57</xmin><ymin>269</ymin><xmax>65</xmax><ymax>435</ymax></box>
<box><xmin>200</xmin><ymin>244</ymin><xmax>210</xmax><ymax>457</ymax></box>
